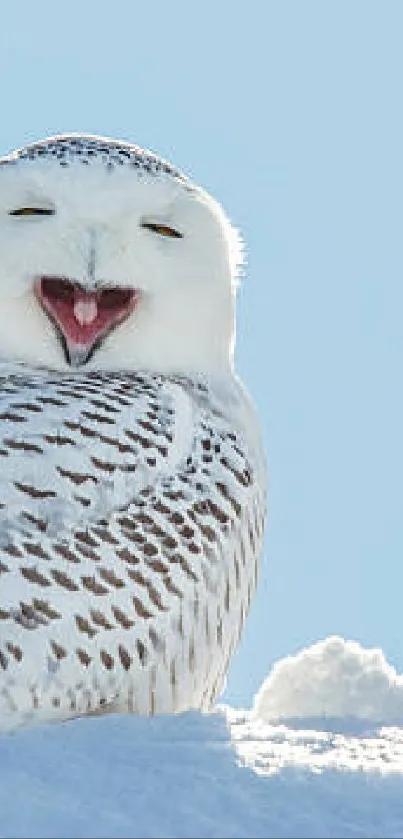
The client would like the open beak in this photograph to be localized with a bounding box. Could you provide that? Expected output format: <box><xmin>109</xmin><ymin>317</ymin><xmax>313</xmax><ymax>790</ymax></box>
<box><xmin>34</xmin><ymin>276</ymin><xmax>139</xmax><ymax>366</ymax></box>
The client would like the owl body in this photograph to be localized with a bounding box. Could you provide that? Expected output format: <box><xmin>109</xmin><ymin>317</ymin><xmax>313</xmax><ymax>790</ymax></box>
<box><xmin>0</xmin><ymin>136</ymin><xmax>266</xmax><ymax>731</ymax></box>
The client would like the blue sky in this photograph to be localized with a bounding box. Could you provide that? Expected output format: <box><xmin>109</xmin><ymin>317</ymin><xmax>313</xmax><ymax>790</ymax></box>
<box><xmin>0</xmin><ymin>0</ymin><xmax>401</xmax><ymax>706</ymax></box>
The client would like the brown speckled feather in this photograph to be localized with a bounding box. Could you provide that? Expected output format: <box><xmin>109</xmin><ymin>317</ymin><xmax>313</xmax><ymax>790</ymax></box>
<box><xmin>0</xmin><ymin>367</ymin><xmax>265</xmax><ymax>731</ymax></box>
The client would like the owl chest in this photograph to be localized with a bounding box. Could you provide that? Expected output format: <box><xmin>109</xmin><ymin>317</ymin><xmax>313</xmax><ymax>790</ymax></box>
<box><xmin>0</xmin><ymin>374</ymin><xmax>175</xmax><ymax>534</ymax></box>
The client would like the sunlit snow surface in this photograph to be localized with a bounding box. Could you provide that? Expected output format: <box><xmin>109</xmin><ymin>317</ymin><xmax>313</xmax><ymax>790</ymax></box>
<box><xmin>2</xmin><ymin>637</ymin><xmax>403</xmax><ymax>838</ymax></box>
<box><xmin>230</xmin><ymin>711</ymin><xmax>403</xmax><ymax>776</ymax></box>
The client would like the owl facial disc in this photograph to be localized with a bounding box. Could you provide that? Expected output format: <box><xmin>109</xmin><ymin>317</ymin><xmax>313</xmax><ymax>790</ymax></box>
<box><xmin>34</xmin><ymin>277</ymin><xmax>139</xmax><ymax>366</ymax></box>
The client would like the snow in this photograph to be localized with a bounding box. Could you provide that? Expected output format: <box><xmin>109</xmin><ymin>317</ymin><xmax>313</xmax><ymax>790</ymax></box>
<box><xmin>253</xmin><ymin>635</ymin><xmax>403</xmax><ymax>724</ymax></box>
<box><xmin>2</xmin><ymin>637</ymin><xmax>403</xmax><ymax>838</ymax></box>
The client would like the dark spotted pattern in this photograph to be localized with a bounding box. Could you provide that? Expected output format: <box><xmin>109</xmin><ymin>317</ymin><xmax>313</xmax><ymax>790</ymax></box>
<box><xmin>0</xmin><ymin>367</ymin><xmax>265</xmax><ymax>730</ymax></box>
<box><xmin>0</xmin><ymin>134</ymin><xmax>188</xmax><ymax>183</ymax></box>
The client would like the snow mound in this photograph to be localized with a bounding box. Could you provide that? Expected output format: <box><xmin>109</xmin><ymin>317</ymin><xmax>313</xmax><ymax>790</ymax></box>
<box><xmin>2</xmin><ymin>706</ymin><xmax>403</xmax><ymax>838</ymax></box>
<box><xmin>253</xmin><ymin>636</ymin><xmax>403</xmax><ymax>724</ymax></box>
<box><xmin>2</xmin><ymin>638</ymin><xmax>403</xmax><ymax>837</ymax></box>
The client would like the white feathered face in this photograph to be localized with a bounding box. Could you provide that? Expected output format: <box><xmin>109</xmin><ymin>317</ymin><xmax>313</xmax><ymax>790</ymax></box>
<box><xmin>0</xmin><ymin>136</ymin><xmax>242</xmax><ymax>374</ymax></box>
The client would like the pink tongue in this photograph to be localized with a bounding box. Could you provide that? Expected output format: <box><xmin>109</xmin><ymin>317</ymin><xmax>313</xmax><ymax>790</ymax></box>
<box><xmin>73</xmin><ymin>297</ymin><xmax>98</xmax><ymax>327</ymax></box>
<box><xmin>38</xmin><ymin>279</ymin><xmax>137</xmax><ymax>348</ymax></box>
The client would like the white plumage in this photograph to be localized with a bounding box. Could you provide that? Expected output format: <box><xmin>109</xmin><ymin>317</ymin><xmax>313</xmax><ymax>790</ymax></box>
<box><xmin>0</xmin><ymin>135</ymin><xmax>266</xmax><ymax>731</ymax></box>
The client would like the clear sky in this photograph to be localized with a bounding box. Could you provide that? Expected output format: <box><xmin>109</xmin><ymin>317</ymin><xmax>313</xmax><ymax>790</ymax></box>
<box><xmin>0</xmin><ymin>0</ymin><xmax>401</xmax><ymax>707</ymax></box>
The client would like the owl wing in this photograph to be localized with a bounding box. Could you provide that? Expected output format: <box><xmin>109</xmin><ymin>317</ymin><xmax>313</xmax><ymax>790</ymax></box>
<box><xmin>0</xmin><ymin>369</ymin><xmax>266</xmax><ymax>729</ymax></box>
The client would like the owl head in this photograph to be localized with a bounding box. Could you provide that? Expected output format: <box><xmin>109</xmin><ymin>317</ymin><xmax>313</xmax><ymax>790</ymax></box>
<box><xmin>0</xmin><ymin>135</ymin><xmax>243</xmax><ymax>375</ymax></box>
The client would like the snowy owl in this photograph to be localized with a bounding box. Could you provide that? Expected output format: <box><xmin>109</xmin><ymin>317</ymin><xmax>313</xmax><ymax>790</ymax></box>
<box><xmin>0</xmin><ymin>135</ymin><xmax>266</xmax><ymax>731</ymax></box>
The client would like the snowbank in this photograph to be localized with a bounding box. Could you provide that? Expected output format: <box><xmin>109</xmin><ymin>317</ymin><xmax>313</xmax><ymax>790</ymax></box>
<box><xmin>1</xmin><ymin>637</ymin><xmax>403</xmax><ymax>838</ymax></box>
<box><xmin>253</xmin><ymin>636</ymin><xmax>403</xmax><ymax>724</ymax></box>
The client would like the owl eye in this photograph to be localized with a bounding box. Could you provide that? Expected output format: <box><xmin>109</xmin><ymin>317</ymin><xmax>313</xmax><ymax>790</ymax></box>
<box><xmin>141</xmin><ymin>221</ymin><xmax>183</xmax><ymax>239</ymax></box>
<box><xmin>9</xmin><ymin>206</ymin><xmax>55</xmax><ymax>217</ymax></box>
